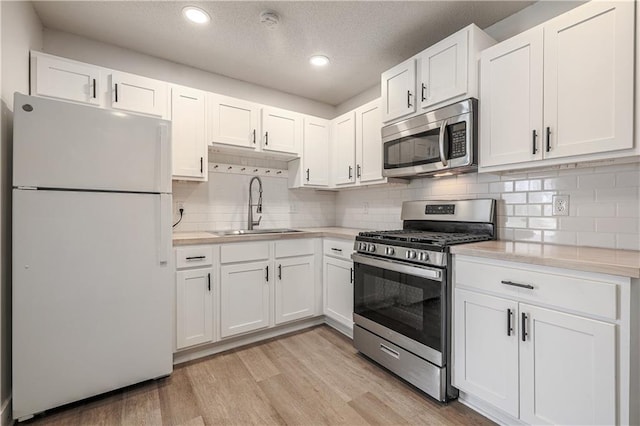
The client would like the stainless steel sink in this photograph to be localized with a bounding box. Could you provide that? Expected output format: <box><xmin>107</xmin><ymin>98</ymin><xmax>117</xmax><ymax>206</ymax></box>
<box><xmin>210</xmin><ymin>228</ymin><xmax>303</xmax><ymax>236</ymax></box>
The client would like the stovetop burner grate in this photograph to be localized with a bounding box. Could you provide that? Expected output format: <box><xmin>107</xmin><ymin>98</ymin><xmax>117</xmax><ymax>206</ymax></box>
<box><xmin>358</xmin><ymin>229</ymin><xmax>492</xmax><ymax>246</ymax></box>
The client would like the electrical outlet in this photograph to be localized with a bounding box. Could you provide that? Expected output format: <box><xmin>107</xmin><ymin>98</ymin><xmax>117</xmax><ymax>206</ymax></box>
<box><xmin>176</xmin><ymin>201</ymin><xmax>184</xmax><ymax>213</ymax></box>
<box><xmin>552</xmin><ymin>195</ymin><xmax>569</xmax><ymax>216</ymax></box>
<box><xmin>363</xmin><ymin>202</ymin><xmax>369</xmax><ymax>215</ymax></box>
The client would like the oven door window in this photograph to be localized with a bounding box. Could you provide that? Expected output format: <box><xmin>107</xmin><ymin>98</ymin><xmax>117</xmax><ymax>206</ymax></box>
<box><xmin>384</xmin><ymin>127</ymin><xmax>441</xmax><ymax>169</ymax></box>
<box><xmin>354</xmin><ymin>262</ymin><xmax>444</xmax><ymax>353</ymax></box>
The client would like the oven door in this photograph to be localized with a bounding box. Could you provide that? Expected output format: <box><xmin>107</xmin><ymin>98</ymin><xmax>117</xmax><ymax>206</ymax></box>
<box><xmin>352</xmin><ymin>253</ymin><xmax>446</xmax><ymax>367</ymax></box>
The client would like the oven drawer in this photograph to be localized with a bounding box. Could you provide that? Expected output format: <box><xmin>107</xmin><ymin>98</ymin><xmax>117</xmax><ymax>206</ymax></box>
<box><xmin>176</xmin><ymin>246</ymin><xmax>213</xmax><ymax>269</ymax></box>
<box><xmin>455</xmin><ymin>257</ymin><xmax>618</xmax><ymax>320</ymax></box>
<box><xmin>353</xmin><ymin>325</ymin><xmax>445</xmax><ymax>401</ymax></box>
<box><xmin>323</xmin><ymin>238</ymin><xmax>354</xmax><ymax>260</ymax></box>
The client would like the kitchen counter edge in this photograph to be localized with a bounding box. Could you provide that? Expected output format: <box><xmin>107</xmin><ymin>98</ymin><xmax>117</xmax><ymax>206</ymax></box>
<box><xmin>173</xmin><ymin>227</ymin><xmax>363</xmax><ymax>246</ymax></box>
<box><xmin>451</xmin><ymin>240</ymin><xmax>640</xmax><ymax>279</ymax></box>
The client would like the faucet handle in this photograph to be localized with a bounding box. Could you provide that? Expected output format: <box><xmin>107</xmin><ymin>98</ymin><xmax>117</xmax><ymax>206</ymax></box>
<box><xmin>253</xmin><ymin>216</ymin><xmax>262</xmax><ymax>226</ymax></box>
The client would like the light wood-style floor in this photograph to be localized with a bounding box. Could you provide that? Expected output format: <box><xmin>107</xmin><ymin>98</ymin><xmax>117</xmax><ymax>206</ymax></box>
<box><xmin>25</xmin><ymin>325</ymin><xmax>493</xmax><ymax>425</ymax></box>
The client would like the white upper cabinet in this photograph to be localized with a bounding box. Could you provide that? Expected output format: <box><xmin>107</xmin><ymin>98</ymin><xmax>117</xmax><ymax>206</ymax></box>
<box><xmin>355</xmin><ymin>99</ymin><xmax>385</xmax><ymax>184</ymax></box>
<box><xmin>109</xmin><ymin>71</ymin><xmax>168</xmax><ymax>118</ymax></box>
<box><xmin>302</xmin><ymin>117</ymin><xmax>330</xmax><ymax>187</ymax></box>
<box><xmin>381</xmin><ymin>59</ymin><xmax>416</xmax><ymax>123</ymax></box>
<box><xmin>480</xmin><ymin>1</ymin><xmax>635</xmax><ymax>172</ymax></box>
<box><xmin>171</xmin><ymin>85</ymin><xmax>208</xmax><ymax>181</ymax></box>
<box><xmin>30</xmin><ymin>52</ymin><xmax>102</xmax><ymax>107</ymax></box>
<box><xmin>381</xmin><ymin>25</ymin><xmax>495</xmax><ymax>125</ymax></box>
<box><xmin>480</xmin><ymin>27</ymin><xmax>544</xmax><ymax>167</ymax></box>
<box><xmin>543</xmin><ymin>1</ymin><xmax>634</xmax><ymax>159</ymax></box>
<box><xmin>261</xmin><ymin>107</ymin><xmax>302</xmax><ymax>155</ymax></box>
<box><xmin>207</xmin><ymin>94</ymin><xmax>260</xmax><ymax>150</ymax></box>
<box><xmin>333</xmin><ymin>111</ymin><xmax>356</xmax><ymax>185</ymax></box>
<box><xmin>418</xmin><ymin>30</ymin><xmax>468</xmax><ymax>110</ymax></box>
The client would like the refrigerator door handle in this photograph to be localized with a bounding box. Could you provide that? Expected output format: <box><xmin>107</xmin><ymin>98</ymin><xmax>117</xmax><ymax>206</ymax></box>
<box><xmin>158</xmin><ymin>123</ymin><xmax>170</xmax><ymax>193</ymax></box>
<box><xmin>158</xmin><ymin>194</ymin><xmax>171</xmax><ymax>264</ymax></box>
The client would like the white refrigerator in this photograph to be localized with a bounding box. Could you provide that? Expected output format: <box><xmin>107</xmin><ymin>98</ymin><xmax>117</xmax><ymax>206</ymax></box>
<box><xmin>12</xmin><ymin>93</ymin><xmax>173</xmax><ymax>421</ymax></box>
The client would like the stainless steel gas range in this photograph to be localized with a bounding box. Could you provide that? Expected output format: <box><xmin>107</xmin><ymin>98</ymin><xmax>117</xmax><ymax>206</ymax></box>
<box><xmin>351</xmin><ymin>198</ymin><xmax>496</xmax><ymax>402</ymax></box>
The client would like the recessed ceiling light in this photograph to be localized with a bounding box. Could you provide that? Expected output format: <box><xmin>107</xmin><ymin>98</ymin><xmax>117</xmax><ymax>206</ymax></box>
<box><xmin>310</xmin><ymin>55</ymin><xmax>330</xmax><ymax>67</ymax></box>
<box><xmin>182</xmin><ymin>6</ymin><xmax>210</xmax><ymax>24</ymax></box>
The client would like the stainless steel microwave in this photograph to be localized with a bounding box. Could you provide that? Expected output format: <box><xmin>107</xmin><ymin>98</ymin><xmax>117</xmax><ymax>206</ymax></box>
<box><xmin>382</xmin><ymin>98</ymin><xmax>477</xmax><ymax>178</ymax></box>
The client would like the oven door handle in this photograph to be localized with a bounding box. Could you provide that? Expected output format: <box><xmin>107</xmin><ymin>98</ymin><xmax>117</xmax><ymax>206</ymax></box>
<box><xmin>351</xmin><ymin>253</ymin><xmax>442</xmax><ymax>280</ymax></box>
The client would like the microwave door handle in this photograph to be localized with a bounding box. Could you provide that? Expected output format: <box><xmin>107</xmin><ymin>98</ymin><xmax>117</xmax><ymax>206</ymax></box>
<box><xmin>438</xmin><ymin>119</ymin><xmax>448</xmax><ymax>167</ymax></box>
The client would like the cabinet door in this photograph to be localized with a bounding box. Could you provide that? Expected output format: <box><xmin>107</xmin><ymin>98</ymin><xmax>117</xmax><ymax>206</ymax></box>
<box><xmin>419</xmin><ymin>30</ymin><xmax>468</xmax><ymax>109</ymax></box>
<box><xmin>381</xmin><ymin>59</ymin><xmax>416</xmax><ymax>123</ymax></box>
<box><xmin>323</xmin><ymin>257</ymin><xmax>353</xmax><ymax>329</ymax></box>
<box><xmin>355</xmin><ymin>99</ymin><xmax>385</xmax><ymax>184</ymax></box>
<box><xmin>110</xmin><ymin>71</ymin><xmax>168</xmax><ymax>118</ymax></box>
<box><xmin>208</xmin><ymin>94</ymin><xmax>260</xmax><ymax>149</ymax></box>
<box><xmin>31</xmin><ymin>53</ymin><xmax>101</xmax><ymax>106</ymax></box>
<box><xmin>480</xmin><ymin>27</ymin><xmax>544</xmax><ymax>168</ymax></box>
<box><xmin>519</xmin><ymin>304</ymin><xmax>616</xmax><ymax>425</ymax></box>
<box><xmin>262</xmin><ymin>107</ymin><xmax>302</xmax><ymax>155</ymax></box>
<box><xmin>453</xmin><ymin>289</ymin><xmax>519</xmax><ymax>417</ymax></box>
<box><xmin>303</xmin><ymin>117</ymin><xmax>330</xmax><ymax>186</ymax></box>
<box><xmin>333</xmin><ymin>112</ymin><xmax>356</xmax><ymax>185</ymax></box>
<box><xmin>220</xmin><ymin>261</ymin><xmax>270</xmax><ymax>338</ymax></box>
<box><xmin>176</xmin><ymin>268</ymin><xmax>213</xmax><ymax>349</ymax></box>
<box><xmin>543</xmin><ymin>1</ymin><xmax>634</xmax><ymax>159</ymax></box>
<box><xmin>171</xmin><ymin>86</ymin><xmax>207</xmax><ymax>181</ymax></box>
<box><xmin>275</xmin><ymin>256</ymin><xmax>315</xmax><ymax>325</ymax></box>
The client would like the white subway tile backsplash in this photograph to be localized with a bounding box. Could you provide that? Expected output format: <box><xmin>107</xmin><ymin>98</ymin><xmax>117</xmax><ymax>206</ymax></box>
<box><xmin>578</xmin><ymin>173</ymin><xmax>615</xmax><ymax>189</ymax></box>
<box><xmin>596</xmin><ymin>187</ymin><xmax>639</xmax><ymax>202</ymax></box>
<box><xmin>528</xmin><ymin>217</ymin><xmax>558</xmax><ymax>230</ymax></box>
<box><xmin>577</xmin><ymin>232</ymin><xmax>616</xmax><ymax>248</ymax></box>
<box><xmin>595</xmin><ymin>218</ymin><xmax>639</xmax><ymax>233</ymax></box>
<box><xmin>616</xmin><ymin>233</ymin><xmax>640</xmax><ymax>251</ymax></box>
<box><xmin>502</xmin><ymin>193</ymin><xmax>527</xmax><ymax>204</ymax></box>
<box><xmin>513</xmin><ymin>229</ymin><xmax>542</xmax><ymax>242</ymax></box>
<box><xmin>615</xmin><ymin>171</ymin><xmax>640</xmax><ymax>187</ymax></box>
<box><xmin>504</xmin><ymin>217</ymin><xmax>528</xmax><ymax>228</ymax></box>
<box><xmin>616</xmin><ymin>201</ymin><xmax>640</xmax><ymax>217</ymax></box>
<box><xmin>528</xmin><ymin>191</ymin><xmax>555</xmax><ymax>203</ymax></box>
<box><xmin>576</xmin><ymin>203</ymin><xmax>616</xmax><ymax>217</ymax></box>
<box><xmin>544</xmin><ymin>176</ymin><xmax>577</xmax><ymax>190</ymax></box>
<box><xmin>559</xmin><ymin>217</ymin><xmax>595</xmax><ymax>232</ymax></box>
<box><xmin>490</xmin><ymin>181</ymin><xmax>513</xmax><ymax>193</ymax></box>
<box><xmin>543</xmin><ymin>230</ymin><xmax>577</xmax><ymax>245</ymax></box>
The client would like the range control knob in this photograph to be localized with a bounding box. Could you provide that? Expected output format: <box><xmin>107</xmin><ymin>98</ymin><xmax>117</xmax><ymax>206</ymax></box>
<box><xmin>385</xmin><ymin>247</ymin><xmax>395</xmax><ymax>256</ymax></box>
<box><xmin>367</xmin><ymin>244</ymin><xmax>376</xmax><ymax>253</ymax></box>
<box><xmin>419</xmin><ymin>252</ymin><xmax>430</xmax><ymax>262</ymax></box>
<box><xmin>359</xmin><ymin>242</ymin><xmax>367</xmax><ymax>251</ymax></box>
<box><xmin>406</xmin><ymin>250</ymin><xmax>417</xmax><ymax>259</ymax></box>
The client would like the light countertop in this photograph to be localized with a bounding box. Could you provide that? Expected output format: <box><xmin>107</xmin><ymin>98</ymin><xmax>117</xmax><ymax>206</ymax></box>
<box><xmin>451</xmin><ymin>240</ymin><xmax>640</xmax><ymax>278</ymax></box>
<box><xmin>173</xmin><ymin>227</ymin><xmax>363</xmax><ymax>246</ymax></box>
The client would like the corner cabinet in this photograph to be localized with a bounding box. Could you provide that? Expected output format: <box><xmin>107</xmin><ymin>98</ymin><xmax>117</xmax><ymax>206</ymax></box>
<box><xmin>171</xmin><ymin>85</ymin><xmax>208</xmax><ymax>181</ymax></box>
<box><xmin>453</xmin><ymin>255</ymin><xmax>634</xmax><ymax>425</ymax></box>
<box><xmin>479</xmin><ymin>1</ymin><xmax>636</xmax><ymax>172</ymax></box>
<box><xmin>381</xmin><ymin>24</ymin><xmax>495</xmax><ymax>124</ymax></box>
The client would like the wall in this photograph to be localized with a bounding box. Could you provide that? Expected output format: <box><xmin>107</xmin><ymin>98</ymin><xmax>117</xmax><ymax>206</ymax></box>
<box><xmin>172</xmin><ymin>154</ymin><xmax>336</xmax><ymax>232</ymax></box>
<box><xmin>336</xmin><ymin>163</ymin><xmax>640</xmax><ymax>251</ymax></box>
<box><xmin>0</xmin><ymin>1</ymin><xmax>43</xmax><ymax>423</ymax></box>
<box><xmin>42</xmin><ymin>29</ymin><xmax>336</xmax><ymax>119</ymax></box>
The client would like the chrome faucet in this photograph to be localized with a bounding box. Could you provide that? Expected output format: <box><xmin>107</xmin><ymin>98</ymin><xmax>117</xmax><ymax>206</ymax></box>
<box><xmin>247</xmin><ymin>176</ymin><xmax>263</xmax><ymax>230</ymax></box>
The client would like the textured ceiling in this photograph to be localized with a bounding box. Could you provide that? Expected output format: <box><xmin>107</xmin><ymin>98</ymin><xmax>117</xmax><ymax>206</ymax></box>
<box><xmin>32</xmin><ymin>1</ymin><xmax>534</xmax><ymax>106</ymax></box>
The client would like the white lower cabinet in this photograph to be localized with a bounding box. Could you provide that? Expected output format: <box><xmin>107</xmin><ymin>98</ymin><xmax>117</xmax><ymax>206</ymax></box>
<box><xmin>322</xmin><ymin>238</ymin><xmax>355</xmax><ymax>334</ymax></box>
<box><xmin>176</xmin><ymin>268</ymin><xmax>214</xmax><ymax>349</ymax></box>
<box><xmin>175</xmin><ymin>245</ymin><xmax>215</xmax><ymax>351</ymax></box>
<box><xmin>453</xmin><ymin>255</ymin><xmax>626</xmax><ymax>425</ymax></box>
<box><xmin>220</xmin><ymin>260</ymin><xmax>271</xmax><ymax>338</ymax></box>
<box><xmin>275</xmin><ymin>255</ymin><xmax>315</xmax><ymax>324</ymax></box>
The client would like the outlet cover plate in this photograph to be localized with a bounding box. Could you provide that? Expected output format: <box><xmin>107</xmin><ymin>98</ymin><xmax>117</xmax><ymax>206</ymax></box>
<box><xmin>552</xmin><ymin>195</ymin><xmax>569</xmax><ymax>216</ymax></box>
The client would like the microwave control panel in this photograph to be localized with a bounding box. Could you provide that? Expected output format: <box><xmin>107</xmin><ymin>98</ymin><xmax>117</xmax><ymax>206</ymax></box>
<box><xmin>450</xmin><ymin>122</ymin><xmax>467</xmax><ymax>159</ymax></box>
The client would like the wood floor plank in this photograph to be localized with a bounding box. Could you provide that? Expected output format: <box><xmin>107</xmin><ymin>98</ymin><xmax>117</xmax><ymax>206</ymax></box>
<box><xmin>157</xmin><ymin>365</ymin><xmax>201</xmax><ymax>426</ymax></box>
<box><xmin>235</xmin><ymin>345</ymin><xmax>281</xmax><ymax>382</ymax></box>
<box><xmin>120</xmin><ymin>382</ymin><xmax>162</xmax><ymax>426</ymax></box>
<box><xmin>348</xmin><ymin>392</ymin><xmax>410</xmax><ymax>425</ymax></box>
<box><xmin>23</xmin><ymin>326</ymin><xmax>493</xmax><ymax>426</ymax></box>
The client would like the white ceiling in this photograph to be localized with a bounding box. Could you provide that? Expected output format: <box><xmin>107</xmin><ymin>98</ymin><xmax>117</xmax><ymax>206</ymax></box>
<box><xmin>32</xmin><ymin>1</ymin><xmax>534</xmax><ymax>106</ymax></box>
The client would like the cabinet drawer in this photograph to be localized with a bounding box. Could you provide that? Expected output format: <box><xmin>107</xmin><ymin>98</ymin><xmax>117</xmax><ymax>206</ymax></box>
<box><xmin>220</xmin><ymin>242</ymin><xmax>270</xmax><ymax>264</ymax></box>
<box><xmin>455</xmin><ymin>257</ymin><xmax>618</xmax><ymax>320</ymax></box>
<box><xmin>323</xmin><ymin>238</ymin><xmax>355</xmax><ymax>260</ymax></box>
<box><xmin>275</xmin><ymin>238</ymin><xmax>315</xmax><ymax>258</ymax></box>
<box><xmin>176</xmin><ymin>246</ymin><xmax>213</xmax><ymax>269</ymax></box>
